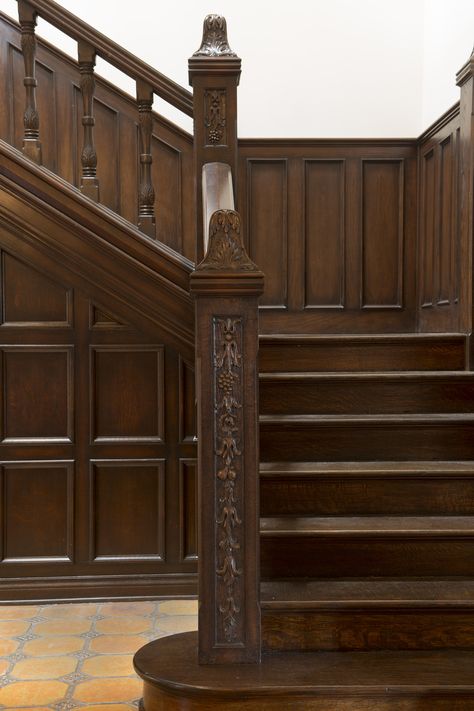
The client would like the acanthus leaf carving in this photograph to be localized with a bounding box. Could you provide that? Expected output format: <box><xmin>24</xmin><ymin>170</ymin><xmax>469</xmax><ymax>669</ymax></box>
<box><xmin>197</xmin><ymin>210</ymin><xmax>260</xmax><ymax>272</ymax></box>
<box><xmin>204</xmin><ymin>90</ymin><xmax>226</xmax><ymax>145</ymax></box>
<box><xmin>214</xmin><ymin>317</ymin><xmax>243</xmax><ymax>642</ymax></box>
<box><xmin>193</xmin><ymin>14</ymin><xmax>237</xmax><ymax>57</ymax></box>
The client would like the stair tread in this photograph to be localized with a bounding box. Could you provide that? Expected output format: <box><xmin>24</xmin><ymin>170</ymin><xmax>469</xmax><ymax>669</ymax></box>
<box><xmin>260</xmin><ymin>333</ymin><xmax>465</xmax><ymax>342</ymax></box>
<box><xmin>136</xmin><ymin>632</ymin><xmax>474</xmax><ymax>692</ymax></box>
<box><xmin>260</xmin><ymin>515</ymin><xmax>474</xmax><ymax>536</ymax></box>
<box><xmin>260</xmin><ymin>370</ymin><xmax>474</xmax><ymax>380</ymax></box>
<box><xmin>261</xmin><ymin>413</ymin><xmax>474</xmax><ymax>423</ymax></box>
<box><xmin>260</xmin><ymin>461</ymin><xmax>474</xmax><ymax>478</ymax></box>
<box><xmin>261</xmin><ymin>579</ymin><xmax>474</xmax><ymax>608</ymax></box>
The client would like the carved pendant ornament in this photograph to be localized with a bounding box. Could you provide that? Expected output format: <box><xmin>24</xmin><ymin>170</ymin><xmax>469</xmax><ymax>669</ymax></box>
<box><xmin>214</xmin><ymin>316</ymin><xmax>243</xmax><ymax>642</ymax></box>
<box><xmin>205</xmin><ymin>89</ymin><xmax>226</xmax><ymax>145</ymax></box>
<box><xmin>193</xmin><ymin>14</ymin><xmax>237</xmax><ymax>57</ymax></box>
<box><xmin>197</xmin><ymin>210</ymin><xmax>259</xmax><ymax>272</ymax></box>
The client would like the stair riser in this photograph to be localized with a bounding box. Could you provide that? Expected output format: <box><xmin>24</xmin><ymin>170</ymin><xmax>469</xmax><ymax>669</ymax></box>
<box><xmin>261</xmin><ymin>538</ymin><xmax>474</xmax><ymax>578</ymax></box>
<box><xmin>259</xmin><ymin>339</ymin><xmax>466</xmax><ymax>373</ymax></box>
<box><xmin>260</xmin><ymin>477</ymin><xmax>474</xmax><ymax>516</ymax></box>
<box><xmin>260</xmin><ymin>379</ymin><xmax>474</xmax><ymax>415</ymax></box>
<box><xmin>260</xmin><ymin>423</ymin><xmax>474</xmax><ymax>461</ymax></box>
<box><xmin>262</xmin><ymin>610</ymin><xmax>474</xmax><ymax>652</ymax></box>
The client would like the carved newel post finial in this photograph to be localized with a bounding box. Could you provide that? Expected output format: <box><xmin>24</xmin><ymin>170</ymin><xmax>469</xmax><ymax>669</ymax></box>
<box><xmin>193</xmin><ymin>14</ymin><xmax>237</xmax><ymax>57</ymax></box>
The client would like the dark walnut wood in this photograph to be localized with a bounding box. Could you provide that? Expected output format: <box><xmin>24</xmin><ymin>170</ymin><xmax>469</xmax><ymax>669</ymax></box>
<box><xmin>17</xmin><ymin>0</ymin><xmax>42</xmax><ymax>164</ymax></box>
<box><xmin>189</xmin><ymin>15</ymin><xmax>241</xmax><ymax>261</ymax></box>
<box><xmin>78</xmin><ymin>40</ymin><xmax>99</xmax><ymax>201</ymax></box>
<box><xmin>190</xmin><ymin>209</ymin><xmax>264</xmax><ymax>663</ymax></box>
<box><xmin>134</xmin><ymin>632</ymin><xmax>474</xmax><ymax>710</ymax></box>
<box><xmin>136</xmin><ymin>80</ymin><xmax>156</xmax><ymax>239</ymax></box>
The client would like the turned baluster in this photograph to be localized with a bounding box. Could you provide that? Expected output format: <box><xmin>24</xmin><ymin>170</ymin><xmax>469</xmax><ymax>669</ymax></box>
<box><xmin>136</xmin><ymin>80</ymin><xmax>156</xmax><ymax>238</ymax></box>
<box><xmin>18</xmin><ymin>0</ymin><xmax>42</xmax><ymax>164</ymax></box>
<box><xmin>78</xmin><ymin>41</ymin><xmax>99</xmax><ymax>201</ymax></box>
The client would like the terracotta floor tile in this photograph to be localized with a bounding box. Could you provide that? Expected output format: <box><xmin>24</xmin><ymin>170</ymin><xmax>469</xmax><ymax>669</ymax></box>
<box><xmin>156</xmin><ymin>614</ymin><xmax>198</xmax><ymax>634</ymax></box>
<box><xmin>89</xmin><ymin>634</ymin><xmax>148</xmax><ymax>654</ymax></box>
<box><xmin>0</xmin><ymin>619</ymin><xmax>30</xmax><ymax>636</ymax></box>
<box><xmin>23</xmin><ymin>635</ymin><xmax>85</xmax><ymax>657</ymax></box>
<box><xmin>82</xmin><ymin>653</ymin><xmax>135</xmax><ymax>677</ymax></box>
<box><xmin>33</xmin><ymin>618</ymin><xmax>92</xmax><ymax>636</ymax></box>
<box><xmin>0</xmin><ymin>679</ymin><xmax>68</xmax><ymax>705</ymax></box>
<box><xmin>73</xmin><ymin>676</ymin><xmax>142</xmax><ymax>702</ymax></box>
<box><xmin>100</xmin><ymin>600</ymin><xmax>156</xmax><ymax>616</ymax></box>
<box><xmin>12</xmin><ymin>655</ymin><xmax>77</xmax><ymax>679</ymax></box>
<box><xmin>0</xmin><ymin>605</ymin><xmax>39</xmax><ymax>620</ymax></box>
<box><xmin>40</xmin><ymin>602</ymin><xmax>98</xmax><ymax>618</ymax></box>
<box><xmin>0</xmin><ymin>658</ymin><xmax>10</xmax><ymax>675</ymax></box>
<box><xmin>158</xmin><ymin>599</ymin><xmax>198</xmax><ymax>616</ymax></box>
<box><xmin>0</xmin><ymin>638</ymin><xmax>19</xmax><ymax>656</ymax></box>
<box><xmin>95</xmin><ymin>615</ymin><xmax>151</xmax><ymax>635</ymax></box>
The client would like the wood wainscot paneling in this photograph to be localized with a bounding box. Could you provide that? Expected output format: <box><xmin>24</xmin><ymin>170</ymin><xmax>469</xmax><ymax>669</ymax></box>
<box><xmin>0</xmin><ymin>240</ymin><xmax>197</xmax><ymax>601</ymax></box>
<box><xmin>418</xmin><ymin>104</ymin><xmax>461</xmax><ymax>332</ymax></box>
<box><xmin>0</xmin><ymin>11</ymin><xmax>195</xmax><ymax>259</ymax></box>
<box><xmin>238</xmin><ymin>140</ymin><xmax>417</xmax><ymax>334</ymax></box>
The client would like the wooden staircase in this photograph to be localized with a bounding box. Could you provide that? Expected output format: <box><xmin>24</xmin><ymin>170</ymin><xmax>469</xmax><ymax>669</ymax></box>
<box><xmin>1</xmin><ymin>1</ymin><xmax>474</xmax><ymax>709</ymax></box>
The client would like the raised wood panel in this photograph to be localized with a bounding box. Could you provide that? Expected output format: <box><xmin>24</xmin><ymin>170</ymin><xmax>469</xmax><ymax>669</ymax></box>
<box><xmin>2</xmin><ymin>462</ymin><xmax>73</xmax><ymax>561</ymax></box>
<box><xmin>90</xmin><ymin>460</ymin><xmax>165</xmax><ymax>560</ymax></box>
<box><xmin>1</xmin><ymin>251</ymin><xmax>72</xmax><ymax>326</ymax></box>
<box><xmin>179</xmin><ymin>459</ymin><xmax>197</xmax><ymax>561</ymax></box>
<box><xmin>247</xmin><ymin>160</ymin><xmax>287</xmax><ymax>308</ymax></box>
<box><xmin>151</xmin><ymin>134</ymin><xmax>182</xmax><ymax>251</ymax></box>
<box><xmin>421</xmin><ymin>149</ymin><xmax>436</xmax><ymax>307</ymax></box>
<box><xmin>361</xmin><ymin>160</ymin><xmax>403</xmax><ymax>308</ymax></box>
<box><xmin>178</xmin><ymin>356</ymin><xmax>196</xmax><ymax>443</ymax></box>
<box><xmin>304</xmin><ymin>160</ymin><xmax>345</xmax><ymax>308</ymax></box>
<box><xmin>91</xmin><ymin>346</ymin><xmax>164</xmax><ymax>443</ymax></box>
<box><xmin>1</xmin><ymin>347</ymin><xmax>73</xmax><ymax>442</ymax></box>
<box><xmin>9</xmin><ymin>44</ymin><xmax>58</xmax><ymax>172</ymax></box>
<box><xmin>418</xmin><ymin>108</ymin><xmax>462</xmax><ymax>332</ymax></box>
<box><xmin>89</xmin><ymin>303</ymin><xmax>126</xmax><ymax>329</ymax></box>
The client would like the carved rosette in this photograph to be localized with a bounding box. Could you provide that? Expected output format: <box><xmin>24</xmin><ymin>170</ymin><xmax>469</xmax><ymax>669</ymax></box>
<box><xmin>204</xmin><ymin>89</ymin><xmax>226</xmax><ymax>145</ymax></box>
<box><xmin>193</xmin><ymin>14</ymin><xmax>237</xmax><ymax>57</ymax></box>
<box><xmin>214</xmin><ymin>316</ymin><xmax>243</xmax><ymax>642</ymax></box>
<box><xmin>197</xmin><ymin>210</ymin><xmax>259</xmax><ymax>272</ymax></box>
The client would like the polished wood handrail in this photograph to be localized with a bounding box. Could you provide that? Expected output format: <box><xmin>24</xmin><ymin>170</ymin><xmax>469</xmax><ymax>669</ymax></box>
<box><xmin>15</xmin><ymin>0</ymin><xmax>193</xmax><ymax>116</ymax></box>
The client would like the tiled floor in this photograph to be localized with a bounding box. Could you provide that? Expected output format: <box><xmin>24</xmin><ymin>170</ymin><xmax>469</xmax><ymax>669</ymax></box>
<box><xmin>0</xmin><ymin>599</ymin><xmax>198</xmax><ymax>710</ymax></box>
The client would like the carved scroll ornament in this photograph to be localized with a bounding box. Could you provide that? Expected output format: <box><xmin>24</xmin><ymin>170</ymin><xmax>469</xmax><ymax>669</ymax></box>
<box><xmin>197</xmin><ymin>210</ymin><xmax>259</xmax><ymax>272</ymax></box>
<box><xmin>193</xmin><ymin>14</ymin><xmax>237</xmax><ymax>57</ymax></box>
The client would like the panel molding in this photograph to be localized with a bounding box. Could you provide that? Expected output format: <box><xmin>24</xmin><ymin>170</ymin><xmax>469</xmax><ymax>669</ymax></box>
<box><xmin>179</xmin><ymin>458</ymin><xmax>198</xmax><ymax>562</ymax></box>
<box><xmin>89</xmin><ymin>344</ymin><xmax>164</xmax><ymax>444</ymax></box>
<box><xmin>1</xmin><ymin>460</ymin><xmax>74</xmax><ymax>563</ymax></box>
<box><xmin>246</xmin><ymin>158</ymin><xmax>288</xmax><ymax>309</ymax></box>
<box><xmin>89</xmin><ymin>458</ymin><xmax>165</xmax><ymax>562</ymax></box>
<box><xmin>303</xmin><ymin>159</ymin><xmax>345</xmax><ymax>309</ymax></box>
<box><xmin>360</xmin><ymin>159</ymin><xmax>404</xmax><ymax>309</ymax></box>
<box><xmin>1</xmin><ymin>345</ymin><xmax>74</xmax><ymax>444</ymax></box>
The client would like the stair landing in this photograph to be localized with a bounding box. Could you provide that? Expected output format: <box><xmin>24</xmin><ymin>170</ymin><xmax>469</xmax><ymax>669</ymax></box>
<box><xmin>134</xmin><ymin>631</ymin><xmax>474</xmax><ymax>710</ymax></box>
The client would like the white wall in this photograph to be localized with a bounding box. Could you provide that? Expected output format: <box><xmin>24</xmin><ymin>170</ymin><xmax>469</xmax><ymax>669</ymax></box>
<box><xmin>422</xmin><ymin>0</ymin><xmax>474</xmax><ymax>129</ymax></box>
<box><xmin>2</xmin><ymin>0</ymin><xmax>472</xmax><ymax>137</ymax></box>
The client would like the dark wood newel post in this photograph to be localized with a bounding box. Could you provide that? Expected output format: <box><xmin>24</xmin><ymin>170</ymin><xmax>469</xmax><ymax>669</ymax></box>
<box><xmin>190</xmin><ymin>210</ymin><xmax>263</xmax><ymax>665</ymax></box>
<box><xmin>78</xmin><ymin>41</ymin><xmax>99</xmax><ymax>201</ymax></box>
<box><xmin>456</xmin><ymin>48</ymin><xmax>474</xmax><ymax>367</ymax></box>
<box><xmin>18</xmin><ymin>0</ymin><xmax>42</xmax><ymax>164</ymax></box>
<box><xmin>136</xmin><ymin>79</ymin><xmax>156</xmax><ymax>239</ymax></box>
<box><xmin>189</xmin><ymin>15</ymin><xmax>241</xmax><ymax>262</ymax></box>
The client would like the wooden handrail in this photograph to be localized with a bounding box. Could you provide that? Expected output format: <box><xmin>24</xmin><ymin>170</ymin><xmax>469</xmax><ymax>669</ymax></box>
<box><xmin>16</xmin><ymin>0</ymin><xmax>194</xmax><ymax>116</ymax></box>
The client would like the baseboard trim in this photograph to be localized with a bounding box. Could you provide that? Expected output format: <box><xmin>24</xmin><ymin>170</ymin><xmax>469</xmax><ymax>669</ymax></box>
<box><xmin>0</xmin><ymin>573</ymin><xmax>198</xmax><ymax>604</ymax></box>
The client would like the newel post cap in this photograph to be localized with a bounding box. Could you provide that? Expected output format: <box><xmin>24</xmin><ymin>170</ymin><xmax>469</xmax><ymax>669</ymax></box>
<box><xmin>189</xmin><ymin>14</ymin><xmax>241</xmax><ymax>84</ymax></box>
<box><xmin>456</xmin><ymin>45</ymin><xmax>474</xmax><ymax>87</ymax></box>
